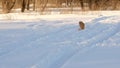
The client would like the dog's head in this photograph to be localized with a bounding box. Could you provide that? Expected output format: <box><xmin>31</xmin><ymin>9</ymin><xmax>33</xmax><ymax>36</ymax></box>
<box><xmin>79</xmin><ymin>21</ymin><xmax>85</xmax><ymax>30</ymax></box>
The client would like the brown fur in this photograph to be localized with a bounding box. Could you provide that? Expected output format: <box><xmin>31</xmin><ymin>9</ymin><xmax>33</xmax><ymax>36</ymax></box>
<box><xmin>79</xmin><ymin>21</ymin><xmax>85</xmax><ymax>30</ymax></box>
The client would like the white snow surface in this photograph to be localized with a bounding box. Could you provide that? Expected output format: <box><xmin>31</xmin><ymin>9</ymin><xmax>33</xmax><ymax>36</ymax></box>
<box><xmin>0</xmin><ymin>11</ymin><xmax>120</xmax><ymax>68</ymax></box>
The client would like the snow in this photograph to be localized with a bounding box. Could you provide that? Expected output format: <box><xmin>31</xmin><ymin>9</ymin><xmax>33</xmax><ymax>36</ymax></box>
<box><xmin>0</xmin><ymin>11</ymin><xmax>120</xmax><ymax>68</ymax></box>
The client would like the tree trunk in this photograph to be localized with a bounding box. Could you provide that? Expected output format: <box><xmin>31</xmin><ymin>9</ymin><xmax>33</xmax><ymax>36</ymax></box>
<box><xmin>21</xmin><ymin>0</ymin><xmax>26</xmax><ymax>12</ymax></box>
<box><xmin>41</xmin><ymin>0</ymin><xmax>48</xmax><ymax>14</ymax></box>
<box><xmin>88</xmin><ymin>0</ymin><xmax>92</xmax><ymax>10</ymax></box>
<box><xmin>2</xmin><ymin>0</ymin><xmax>7</xmax><ymax>13</ymax></box>
<box><xmin>33</xmin><ymin>0</ymin><xmax>36</xmax><ymax>11</ymax></box>
<box><xmin>27</xmin><ymin>0</ymin><xmax>30</xmax><ymax>10</ymax></box>
<box><xmin>79</xmin><ymin>0</ymin><xmax>84</xmax><ymax>10</ymax></box>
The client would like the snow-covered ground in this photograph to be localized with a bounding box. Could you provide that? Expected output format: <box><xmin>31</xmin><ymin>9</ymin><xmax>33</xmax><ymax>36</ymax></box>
<box><xmin>0</xmin><ymin>11</ymin><xmax>120</xmax><ymax>68</ymax></box>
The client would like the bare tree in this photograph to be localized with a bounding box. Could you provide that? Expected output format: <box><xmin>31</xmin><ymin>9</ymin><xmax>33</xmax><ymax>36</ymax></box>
<box><xmin>21</xmin><ymin>0</ymin><xmax>26</xmax><ymax>12</ymax></box>
<box><xmin>112</xmin><ymin>0</ymin><xmax>119</xmax><ymax>10</ymax></box>
<box><xmin>40</xmin><ymin>0</ymin><xmax>48</xmax><ymax>14</ymax></box>
<box><xmin>2</xmin><ymin>0</ymin><xmax>16</xmax><ymax>13</ymax></box>
<box><xmin>26</xmin><ymin>0</ymin><xmax>30</xmax><ymax>10</ymax></box>
<box><xmin>79</xmin><ymin>0</ymin><xmax>84</xmax><ymax>10</ymax></box>
<box><xmin>33</xmin><ymin>0</ymin><xmax>36</xmax><ymax>11</ymax></box>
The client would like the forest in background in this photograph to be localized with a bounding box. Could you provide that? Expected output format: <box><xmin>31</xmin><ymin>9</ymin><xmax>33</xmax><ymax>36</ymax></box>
<box><xmin>0</xmin><ymin>0</ymin><xmax>120</xmax><ymax>14</ymax></box>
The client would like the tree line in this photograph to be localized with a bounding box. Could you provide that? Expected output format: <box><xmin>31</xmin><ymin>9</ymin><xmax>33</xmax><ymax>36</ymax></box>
<box><xmin>0</xmin><ymin>0</ymin><xmax>120</xmax><ymax>13</ymax></box>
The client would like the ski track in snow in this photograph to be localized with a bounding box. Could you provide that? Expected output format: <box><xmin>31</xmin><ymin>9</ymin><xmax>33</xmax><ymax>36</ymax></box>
<box><xmin>29</xmin><ymin>16</ymin><xmax>120</xmax><ymax>68</ymax></box>
<box><xmin>0</xmin><ymin>15</ymin><xmax>120</xmax><ymax>68</ymax></box>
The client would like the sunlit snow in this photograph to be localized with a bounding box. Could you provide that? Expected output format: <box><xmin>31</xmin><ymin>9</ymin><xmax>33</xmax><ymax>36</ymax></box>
<box><xmin>0</xmin><ymin>11</ymin><xmax>120</xmax><ymax>68</ymax></box>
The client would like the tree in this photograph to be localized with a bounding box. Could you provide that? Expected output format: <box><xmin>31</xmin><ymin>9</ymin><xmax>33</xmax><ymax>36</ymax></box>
<box><xmin>33</xmin><ymin>0</ymin><xmax>36</xmax><ymax>11</ymax></box>
<box><xmin>79</xmin><ymin>0</ymin><xmax>84</xmax><ymax>10</ymax></box>
<box><xmin>21</xmin><ymin>0</ymin><xmax>26</xmax><ymax>12</ymax></box>
<box><xmin>27</xmin><ymin>0</ymin><xmax>30</xmax><ymax>10</ymax></box>
<box><xmin>2</xmin><ymin>0</ymin><xmax>16</xmax><ymax>13</ymax></box>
